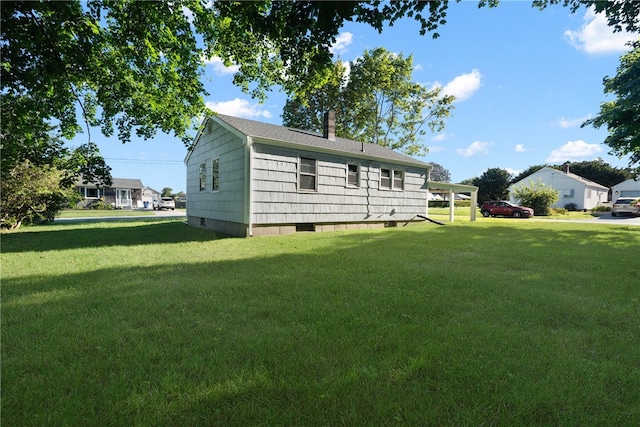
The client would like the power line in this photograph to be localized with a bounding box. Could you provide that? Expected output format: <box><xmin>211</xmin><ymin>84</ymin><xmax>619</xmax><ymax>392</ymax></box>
<box><xmin>104</xmin><ymin>157</ymin><xmax>184</xmax><ymax>165</ymax></box>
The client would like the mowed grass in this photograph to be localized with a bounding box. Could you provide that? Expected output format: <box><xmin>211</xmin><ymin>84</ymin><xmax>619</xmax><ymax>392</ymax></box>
<box><xmin>2</xmin><ymin>218</ymin><xmax>639</xmax><ymax>426</ymax></box>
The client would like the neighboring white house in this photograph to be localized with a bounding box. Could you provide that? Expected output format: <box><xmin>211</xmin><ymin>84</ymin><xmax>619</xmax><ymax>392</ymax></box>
<box><xmin>611</xmin><ymin>177</ymin><xmax>640</xmax><ymax>201</ymax></box>
<box><xmin>141</xmin><ymin>187</ymin><xmax>162</xmax><ymax>209</ymax></box>
<box><xmin>508</xmin><ymin>165</ymin><xmax>609</xmax><ymax>210</ymax></box>
<box><xmin>184</xmin><ymin>112</ymin><xmax>477</xmax><ymax>237</ymax></box>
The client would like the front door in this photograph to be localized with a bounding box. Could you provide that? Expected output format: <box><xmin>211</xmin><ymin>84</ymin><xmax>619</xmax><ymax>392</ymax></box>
<box><xmin>117</xmin><ymin>189</ymin><xmax>131</xmax><ymax>208</ymax></box>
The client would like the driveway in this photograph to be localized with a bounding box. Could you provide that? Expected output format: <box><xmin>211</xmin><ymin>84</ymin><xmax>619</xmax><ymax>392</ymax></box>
<box><xmin>55</xmin><ymin>209</ymin><xmax>186</xmax><ymax>222</ymax></box>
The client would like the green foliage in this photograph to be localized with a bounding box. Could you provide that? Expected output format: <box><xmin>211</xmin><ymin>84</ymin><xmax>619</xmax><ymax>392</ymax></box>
<box><xmin>1</xmin><ymin>161</ymin><xmax>71</xmax><ymax>229</ymax></box>
<box><xmin>474</xmin><ymin>167</ymin><xmax>513</xmax><ymax>203</ymax></box>
<box><xmin>563</xmin><ymin>202</ymin><xmax>579</xmax><ymax>211</ymax></box>
<box><xmin>3</xmin><ymin>1</ymin><xmax>638</xmax><ymax>148</ymax></box>
<box><xmin>552</xmin><ymin>207</ymin><xmax>569</xmax><ymax>215</ymax></box>
<box><xmin>511</xmin><ymin>179</ymin><xmax>560</xmax><ymax>216</ymax></box>
<box><xmin>591</xmin><ymin>205</ymin><xmax>611</xmax><ymax>212</ymax></box>
<box><xmin>583</xmin><ymin>39</ymin><xmax>640</xmax><ymax>168</ymax></box>
<box><xmin>510</xmin><ymin>164</ymin><xmax>546</xmax><ymax>184</ymax></box>
<box><xmin>161</xmin><ymin>187</ymin><xmax>174</xmax><ymax>198</ymax></box>
<box><xmin>88</xmin><ymin>199</ymin><xmax>113</xmax><ymax>210</ymax></box>
<box><xmin>282</xmin><ymin>47</ymin><xmax>454</xmax><ymax>156</ymax></box>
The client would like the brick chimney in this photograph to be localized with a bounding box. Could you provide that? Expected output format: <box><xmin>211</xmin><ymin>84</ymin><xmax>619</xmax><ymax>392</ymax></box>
<box><xmin>562</xmin><ymin>162</ymin><xmax>570</xmax><ymax>174</ymax></box>
<box><xmin>323</xmin><ymin>111</ymin><xmax>335</xmax><ymax>141</ymax></box>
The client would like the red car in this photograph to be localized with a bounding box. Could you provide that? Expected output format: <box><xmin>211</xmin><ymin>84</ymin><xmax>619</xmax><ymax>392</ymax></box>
<box><xmin>480</xmin><ymin>201</ymin><xmax>534</xmax><ymax>218</ymax></box>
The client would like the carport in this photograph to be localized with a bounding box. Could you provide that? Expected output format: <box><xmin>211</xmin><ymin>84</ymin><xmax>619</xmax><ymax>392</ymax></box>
<box><xmin>426</xmin><ymin>182</ymin><xmax>479</xmax><ymax>222</ymax></box>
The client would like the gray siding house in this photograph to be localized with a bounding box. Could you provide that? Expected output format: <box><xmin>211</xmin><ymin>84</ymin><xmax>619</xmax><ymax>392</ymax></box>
<box><xmin>185</xmin><ymin>113</ymin><xmax>466</xmax><ymax>237</ymax></box>
<box><xmin>76</xmin><ymin>177</ymin><xmax>144</xmax><ymax>209</ymax></box>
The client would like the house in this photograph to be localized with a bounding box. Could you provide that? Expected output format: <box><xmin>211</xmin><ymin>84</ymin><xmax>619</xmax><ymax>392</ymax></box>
<box><xmin>611</xmin><ymin>177</ymin><xmax>640</xmax><ymax>201</ymax></box>
<box><xmin>184</xmin><ymin>112</ymin><xmax>477</xmax><ymax>237</ymax></box>
<box><xmin>508</xmin><ymin>165</ymin><xmax>608</xmax><ymax>210</ymax></box>
<box><xmin>76</xmin><ymin>177</ymin><xmax>145</xmax><ymax>209</ymax></box>
<box><xmin>141</xmin><ymin>187</ymin><xmax>162</xmax><ymax>209</ymax></box>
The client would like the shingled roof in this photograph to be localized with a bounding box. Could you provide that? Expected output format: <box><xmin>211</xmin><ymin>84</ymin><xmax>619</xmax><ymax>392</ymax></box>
<box><xmin>195</xmin><ymin>114</ymin><xmax>429</xmax><ymax>168</ymax></box>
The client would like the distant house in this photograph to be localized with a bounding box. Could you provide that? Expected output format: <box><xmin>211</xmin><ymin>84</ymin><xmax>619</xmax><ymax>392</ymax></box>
<box><xmin>611</xmin><ymin>177</ymin><xmax>640</xmax><ymax>201</ymax></box>
<box><xmin>76</xmin><ymin>177</ymin><xmax>144</xmax><ymax>209</ymax></box>
<box><xmin>508</xmin><ymin>165</ymin><xmax>608</xmax><ymax>210</ymax></box>
<box><xmin>184</xmin><ymin>113</ymin><xmax>477</xmax><ymax>237</ymax></box>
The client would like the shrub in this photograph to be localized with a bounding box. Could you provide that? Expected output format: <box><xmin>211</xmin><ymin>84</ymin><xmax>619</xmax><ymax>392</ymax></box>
<box><xmin>592</xmin><ymin>205</ymin><xmax>611</xmax><ymax>212</ymax></box>
<box><xmin>564</xmin><ymin>202</ymin><xmax>579</xmax><ymax>211</ymax></box>
<box><xmin>551</xmin><ymin>208</ymin><xmax>568</xmax><ymax>215</ymax></box>
<box><xmin>88</xmin><ymin>199</ymin><xmax>113</xmax><ymax>210</ymax></box>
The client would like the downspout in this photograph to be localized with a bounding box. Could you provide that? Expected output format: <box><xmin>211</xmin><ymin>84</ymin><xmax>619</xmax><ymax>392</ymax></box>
<box><xmin>246</xmin><ymin>136</ymin><xmax>254</xmax><ymax>237</ymax></box>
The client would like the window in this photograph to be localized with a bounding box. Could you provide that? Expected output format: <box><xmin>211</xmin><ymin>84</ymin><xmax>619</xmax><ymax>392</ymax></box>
<box><xmin>562</xmin><ymin>189</ymin><xmax>575</xmax><ymax>198</ymax></box>
<box><xmin>199</xmin><ymin>163</ymin><xmax>206</xmax><ymax>191</ymax></box>
<box><xmin>299</xmin><ymin>157</ymin><xmax>317</xmax><ymax>191</ymax></box>
<box><xmin>393</xmin><ymin>170</ymin><xmax>404</xmax><ymax>190</ymax></box>
<box><xmin>380</xmin><ymin>167</ymin><xmax>404</xmax><ymax>190</ymax></box>
<box><xmin>347</xmin><ymin>163</ymin><xmax>360</xmax><ymax>187</ymax></box>
<box><xmin>85</xmin><ymin>188</ymin><xmax>100</xmax><ymax>198</ymax></box>
<box><xmin>381</xmin><ymin>168</ymin><xmax>392</xmax><ymax>189</ymax></box>
<box><xmin>212</xmin><ymin>158</ymin><xmax>220</xmax><ymax>191</ymax></box>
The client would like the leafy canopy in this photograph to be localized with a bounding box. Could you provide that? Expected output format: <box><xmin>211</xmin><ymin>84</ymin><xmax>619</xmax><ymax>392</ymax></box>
<box><xmin>474</xmin><ymin>168</ymin><xmax>513</xmax><ymax>203</ymax></box>
<box><xmin>3</xmin><ymin>1</ymin><xmax>638</xmax><ymax>147</ymax></box>
<box><xmin>282</xmin><ymin>47</ymin><xmax>454</xmax><ymax>156</ymax></box>
<box><xmin>583</xmin><ymin>39</ymin><xmax>640</xmax><ymax>168</ymax></box>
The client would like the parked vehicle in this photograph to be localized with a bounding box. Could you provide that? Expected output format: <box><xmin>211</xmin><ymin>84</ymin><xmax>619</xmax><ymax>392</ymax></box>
<box><xmin>153</xmin><ymin>197</ymin><xmax>176</xmax><ymax>210</ymax></box>
<box><xmin>480</xmin><ymin>201</ymin><xmax>534</xmax><ymax>218</ymax></box>
<box><xmin>611</xmin><ymin>198</ymin><xmax>640</xmax><ymax>217</ymax></box>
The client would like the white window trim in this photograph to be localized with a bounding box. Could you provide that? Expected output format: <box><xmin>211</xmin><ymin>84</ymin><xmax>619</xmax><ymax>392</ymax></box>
<box><xmin>380</xmin><ymin>167</ymin><xmax>405</xmax><ymax>191</ymax></box>
<box><xmin>298</xmin><ymin>157</ymin><xmax>318</xmax><ymax>192</ymax></box>
<box><xmin>346</xmin><ymin>163</ymin><xmax>360</xmax><ymax>187</ymax></box>
<box><xmin>83</xmin><ymin>187</ymin><xmax>101</xmax><ymax>199</ymax></box>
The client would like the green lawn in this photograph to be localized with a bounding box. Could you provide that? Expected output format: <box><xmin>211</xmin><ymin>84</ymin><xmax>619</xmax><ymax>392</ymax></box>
<box><xmin>2</xmin><ymin>218</ymin><xmax>639</xmax><ymax>426</ymax></box>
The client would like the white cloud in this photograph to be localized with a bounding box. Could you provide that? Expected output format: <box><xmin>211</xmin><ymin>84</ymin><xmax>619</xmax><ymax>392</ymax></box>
<box><xmin>515</xmin><ymin>144</ymin><xmax>528</xmax><ymax>153</ymax></box>
<box><xmin>427</xmin><ymin>145</ymin><xmax>446</xmax><ymax>154</ymax></box>
<box><xmin>431</xmin><ymin>132</ymin><xmax>451</xmax><ymax>142</ymax></box>
<box><xmin>564</xmin><ymin>8</ymin><xmax>635</xmax><ymax>55</ymax></box>
<box><xmin>546</xmin><ymin>140</ymin><xmax>601</xmax><ymax>162</ymax></box>
<box><xmin>456</xmin><ymin>141</ymin><xmax>492</xmax><ymax>157</ymax></box>
<box><xmin>205</xmin><ymin>56</ymin><xmax>240</xmax><ymax>75</ymax></box>
<box><xmin>506</xmin><ymin>168</ymin><xmax>522</xmax><ymax>176</ymax></box>
<box><xmin>330</xmin><ymin>32</ymin><xmax>353</xmax><ymax>55</ymax></box>
<box><xmin>555</xmin><ymin>114</ymin><xmax>592</xmax><ymax>129</ymax></box>
<box><xmin>206</xmin><ymin>99</ymin><xmax>272</xmax><ymax>119</ymax></box>
<box><xmin>440</xmin><ymin>69</ymin><xmax>482</xmax><ymax>102</ymax></box>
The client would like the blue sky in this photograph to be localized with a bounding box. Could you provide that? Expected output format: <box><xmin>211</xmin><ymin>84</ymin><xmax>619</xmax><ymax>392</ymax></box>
<box><xmin>71</xmin><ymin>2</ymin><xmax>637</xmax><ymax>193</ymax></box>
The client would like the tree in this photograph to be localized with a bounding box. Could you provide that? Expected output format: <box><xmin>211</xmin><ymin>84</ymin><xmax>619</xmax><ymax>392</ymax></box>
<box><xmin>583</xmin><ymin>39</ymin><xmax>640</xmax><ymax>169</ymax></box>
<box><xmin>428</xmin><ymin>163</ymin><xmax>452</xmax><ymax>183</ymax></box>
<box><xmin>1</xmin><ymin>94</ymin><xmax>112</xmax><ymax>229</ymax></box>
<box><xmin>162</xmin><ymin>188</ymin><xmax>174</xmax><ymax>198</ymax></box>
<box><xmin>563</xmin><ymin>159</ymin><xmax>632</xmax><ymax>188</ymax></box>
<box><xmin>282</xmin><ymin>48</ymin><xmax>454</xmax><ymax>156</ymax></box>
<box><xmin>4</xmin><ymin>1</ymin><xmax>637</xmax><ymax>149</ymax></box>
<box><xmin>511</xmin><ymin>179</ymin><xmax>559</xmax><ymax>216</ymax></box>
<box><xmin>474</xmin><ymin>168</ymin><xmax>513</xmax><ymax>203</ymax></box>
<box><xmin>511</xmin><ymin>165</ymin><xmax>547</xmax><ymax>184</ymax></box>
